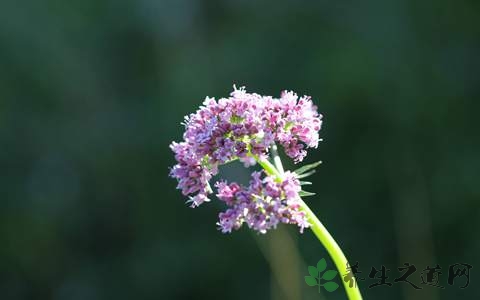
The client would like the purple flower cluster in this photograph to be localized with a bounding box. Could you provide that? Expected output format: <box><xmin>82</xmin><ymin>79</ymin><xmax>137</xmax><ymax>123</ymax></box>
<box><xmin>216</xmin><ymin>171</ymin><xmax>309</xmax><ymax>233</ymax></box>
<box><xmin>169</xmin><ymin>87</ymin><xmax>322</xmax><ymax>233</ymax></box>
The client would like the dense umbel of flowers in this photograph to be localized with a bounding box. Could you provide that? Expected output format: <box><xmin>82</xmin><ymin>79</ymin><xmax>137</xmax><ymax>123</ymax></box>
<box><xmin>215</xmin><ymin>171</ymin><xmax>309</xmax><ymax>233</ymax></box>
<box><xmin>170</xmin><ymin>87</ymin><xmax>323</xmax><ymax>233</ymax></box>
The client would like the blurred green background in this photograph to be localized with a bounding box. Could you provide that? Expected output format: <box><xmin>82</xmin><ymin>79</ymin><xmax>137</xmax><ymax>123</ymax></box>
<box><xmin>1</xmin><ymin>0</ymin><xmax>479</xmax><ymax>299</ymax></box>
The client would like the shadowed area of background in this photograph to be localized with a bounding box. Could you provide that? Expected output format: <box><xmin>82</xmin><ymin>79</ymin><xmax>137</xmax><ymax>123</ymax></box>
<box><xmin>0</xmin><ymin>0</ymin><xmax>479</xmax><ymax>299</ymax></box>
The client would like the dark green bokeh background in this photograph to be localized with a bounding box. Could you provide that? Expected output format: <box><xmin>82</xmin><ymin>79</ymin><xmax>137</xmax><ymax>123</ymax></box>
<box><xmin>1</xmin><ymin>1</ymin><xmax>479</xmax><ymax>299</ymax></box>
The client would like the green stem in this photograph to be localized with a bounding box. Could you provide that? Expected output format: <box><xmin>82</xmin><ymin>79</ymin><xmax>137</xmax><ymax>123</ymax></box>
<box><xmin>270</xmin><ymin>144</ymin><xmax>285</xmax><ymax>175</ymax></box>
<box><xmin>255</xmin><ymin>150</ymin><xmax>363</xmax><ymax>300</ymax></box>
<box><xmin>248</xmin><ymin>153</ymin><xmax>282</xmax><ymax>180</ymax></box>
<box><xmin>299</xmin><ymin>199</ymin><xmax>363</xmax><ymax>299</ymax></box>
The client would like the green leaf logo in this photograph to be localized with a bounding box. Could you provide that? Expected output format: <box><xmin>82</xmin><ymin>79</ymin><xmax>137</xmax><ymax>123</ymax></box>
<box><xmin>322</xmin><ymin>270</ymin><xmax>338</xmax><ymax>280</ymax></box>
<box><xmin>317</xmin><ymin>258</ymin><xmax>327</xmax><ymax>272</ymax></box>
<box><xmin>308</xmin><ymin>266</ymin><xmax>319</xmax><ymax>277</ymax></box>
<box><xmin>305</xmin><ymin>276</ymin><xmax>317</xmax><ymax>287</ymax></box>
<box><xmin>304</xmin><ymin>258</ymin><xmax>340</xmax><ymax>293</ymax></box>
<box><xmin>324</xmin><ymin>281</ymin><xmax>339</xmax><ymax>292</ymax></box>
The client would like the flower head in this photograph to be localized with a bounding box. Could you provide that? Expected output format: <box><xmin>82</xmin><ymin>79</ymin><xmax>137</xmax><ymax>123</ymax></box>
<box><xmin>216</xmin><ymin>171</ymin><xmax>307</xmax><ymax>233</ymax></box>
<box><xmin>170</xmin><ymin>86</ymin><xmax>323</xmax><ymax>233</ymax></box>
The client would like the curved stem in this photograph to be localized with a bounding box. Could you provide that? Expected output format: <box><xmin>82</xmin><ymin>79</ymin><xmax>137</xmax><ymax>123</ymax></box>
<box><xmin>256</xmin><ymin>150</ymin><xmax>363</xmax><ymax>300</ymax></box>
<box><xmin>299</xmin><ymin>199</ymin><xmax>363</xmax><ymax>300</ymax></box>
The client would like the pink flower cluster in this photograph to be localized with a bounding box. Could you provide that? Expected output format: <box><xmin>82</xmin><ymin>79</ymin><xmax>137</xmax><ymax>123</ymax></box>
<box><xmin>216</xmin><ymin>171</ymin><xmax>309</xmax><ymax>233</ymax></box>
<box><xmin>169</xmin><ymin>87</ymin><xmax>322</xmax><ymax>233</ymax></box>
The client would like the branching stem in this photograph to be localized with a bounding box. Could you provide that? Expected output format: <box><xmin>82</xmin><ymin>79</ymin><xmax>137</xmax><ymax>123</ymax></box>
<box><xmin>254</xmin><ymin>148</ymin><xmax>363</xmax><ymax>300</ymax></box>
